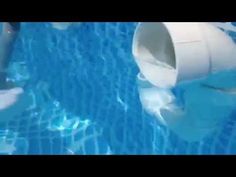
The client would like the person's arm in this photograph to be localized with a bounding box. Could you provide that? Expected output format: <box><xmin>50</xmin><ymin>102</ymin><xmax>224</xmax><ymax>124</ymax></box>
<box><xmin>0</xmin><ymin>22</ymin><xmax>21</xmax><ymax>87</ymax></box>
<box><xmin>0</xmin><ymin>22</ymin><xmax>21</xmax><ymax>70</ymax></box>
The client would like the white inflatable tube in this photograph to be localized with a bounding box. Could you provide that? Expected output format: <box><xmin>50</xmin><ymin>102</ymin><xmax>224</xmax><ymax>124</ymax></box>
<box><xmin>0</xmin><ymin>87</ymin><xmax>33</xmax><ymax>122</ymax></box>
<box><xmin>132</xmin><ymin>22</ymin><xmax>236</xmax><ymax>88</ymax></box>
<box><xmin>133</xmin><ymin>22</ymin><xmax>236</xmax><ymax>142</ymax></box>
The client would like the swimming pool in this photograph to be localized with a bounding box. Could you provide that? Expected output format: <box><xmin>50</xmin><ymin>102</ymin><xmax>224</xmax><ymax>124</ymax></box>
<box><xmin>0</xmin><ymin>22</ymin><xmax>236</xmax><ymax>155</ymax></box>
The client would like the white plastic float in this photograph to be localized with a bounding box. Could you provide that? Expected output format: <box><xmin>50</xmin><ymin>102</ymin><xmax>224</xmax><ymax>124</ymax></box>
<box><xmin>133</xmin><ymin>22</ymin><xmax>236</xmax><ymax>142</ymax></box>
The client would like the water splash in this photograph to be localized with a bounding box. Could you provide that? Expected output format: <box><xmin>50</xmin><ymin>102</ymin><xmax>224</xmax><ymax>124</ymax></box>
<box><xmin>7</xmin><ymin>61</ymin><xmax>30</xmax><ymax>88</ymax></box>
<box><xmin>136</xmin><ymin>70</ymin><xmax>236</xmax><ymax>142</ymax></box>
<box><xmin>46</xmin><ymin>101</ymin><xmax>91</xmax><ymax>137</ymax></box>
<box><xmin>0</xmin><ymin>130</ymin><xmax>28</xmax><ymax>154</ymax></box>
<box><xmin>116</xmin><ymin>93</ymin><xmax>128</xmax><ymax>112</ymax></box>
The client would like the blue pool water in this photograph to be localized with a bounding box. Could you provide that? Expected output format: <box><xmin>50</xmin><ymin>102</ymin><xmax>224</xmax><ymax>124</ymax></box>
<box><xmin>0</xmin><ymin>22</ymin><xmax>236</xmax><ymax>154</ymax></box>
